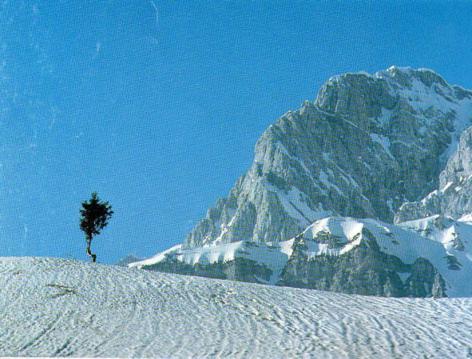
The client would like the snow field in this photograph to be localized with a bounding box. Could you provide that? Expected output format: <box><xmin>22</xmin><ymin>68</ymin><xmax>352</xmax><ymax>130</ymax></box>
<box><xmin>0</xmin><ymin>257</ymin><xmax>471</xmax><ymax>358</ymax></box>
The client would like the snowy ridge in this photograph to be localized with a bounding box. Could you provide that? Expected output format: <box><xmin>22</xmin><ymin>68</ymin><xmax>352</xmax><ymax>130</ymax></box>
<box><xmin>129</xmin><ymin>244</ymin><xmax>182</xmax><ymax>268</ymax></box>
<box><xmin>299</xmin><ymin>217</ymin><xmax>472</xmax><ymax>297</ymax></box>
<box><xmin>2</xmin><ymin>257</ymin><xmax>472</xmax><ymax>358</ymax></box>
<box><xmin>131</xmin><ymin>239</ymin><xmax>290</xmax><ymax>284</ymax></box>
<box><xmin>399</xmin><ymin>215</ymin><xmax>472</xmax><ymax>295</ymax></box>
<box><xmin>133</xmin><ymin>216</ymin><xmax>472</xmax><ymax>297</ymax></box>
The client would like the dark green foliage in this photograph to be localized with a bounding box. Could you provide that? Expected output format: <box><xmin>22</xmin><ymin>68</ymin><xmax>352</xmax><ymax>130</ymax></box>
<box><xmin>80</xmin><ymin>192</ymin><xmax>113</xmax><ymax>263</ymax></box>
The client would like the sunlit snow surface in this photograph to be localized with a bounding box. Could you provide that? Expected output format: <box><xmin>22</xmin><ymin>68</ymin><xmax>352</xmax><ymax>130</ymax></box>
<box><xmin>1</xmin><ymin>257</ymin><xmax>471</xmax><ymax>358</ymax></box>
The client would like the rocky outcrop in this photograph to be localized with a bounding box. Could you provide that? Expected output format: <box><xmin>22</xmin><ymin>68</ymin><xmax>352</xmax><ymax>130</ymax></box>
<box><xmin>405</xmin><ymin>258</ymin><xmax>446</xmax><ymax>298</ymax></box>
<box><xmin>396</xmin><ymin>126</ymin><xmax>472</xmax><ymax>222</ymax></box>
<box><xmin>279</xmin><ymin>227</ymin><xmax>446</xmax><ymax>298</ymax></box>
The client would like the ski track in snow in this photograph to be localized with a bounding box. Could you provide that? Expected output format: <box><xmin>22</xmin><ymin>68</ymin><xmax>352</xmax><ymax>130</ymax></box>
<box><xmin>1</xmin><ymin>257</ymin><xmax>472</xmax><ymax>358</ymax></box>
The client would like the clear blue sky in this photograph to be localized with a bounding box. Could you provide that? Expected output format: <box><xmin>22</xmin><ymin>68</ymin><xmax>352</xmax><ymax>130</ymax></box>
<box><xmin>1</xmin><ymin>1</ymin><xmax>472</xmax><ymax>263</ymax></box>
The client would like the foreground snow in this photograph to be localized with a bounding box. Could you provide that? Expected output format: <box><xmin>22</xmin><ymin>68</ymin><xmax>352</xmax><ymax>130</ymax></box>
<box><xmin>1</xmin><ymin>257</ymin><xmax>472</xmax><ymax>358</ymax></box>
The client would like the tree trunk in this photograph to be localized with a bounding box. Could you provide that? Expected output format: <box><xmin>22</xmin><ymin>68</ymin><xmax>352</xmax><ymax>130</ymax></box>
<box><xmin>86</xmin><ymin>236</ymin><xmax>97</xmax><ymax>263</ymax></box>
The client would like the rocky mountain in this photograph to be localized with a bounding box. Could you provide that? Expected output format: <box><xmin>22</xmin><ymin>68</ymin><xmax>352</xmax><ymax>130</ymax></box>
<box><xmin>131</xmin><ymin>67</ymin><xmax>472</xmax><ymax>297</ymax></box>
<box><xmin>278</xmin><ymin>217</ymin><xmax>451</xmax><ymax>297</ymax></box>
<box><xmin>185</xmin><ymin>66</ymin><xmax>472</xmax><ymax>248</ymax></box>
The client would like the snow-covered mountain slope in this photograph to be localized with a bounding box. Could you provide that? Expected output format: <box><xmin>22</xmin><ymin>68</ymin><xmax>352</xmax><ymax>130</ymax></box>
<box><xmin>2</xmin><ymin>257</ymin><xmax>472</xmax><ymax>358</ymax></box>
<box><xmin>398</xmin><ymin>215</ymin><xmax>472</xmax><ymax>253</ymax></box>
<box><xmin>131</xmin><ymin>216</ymin><xmax>472</xmax><ymax>297</ymax></box>
<box><xmin>281</xmin><ymin>217</ymin><xmax>472</xmax><ymax>297</ymax></box>
<box><xmin>185</xmin><ymin>67</ymin><xmax>472</xmax><ymax>248</ymax></box>
<box><xmin>398</xmin><ymin>215</ymin><xmax>472</xmax><ymax>276</ymax></box>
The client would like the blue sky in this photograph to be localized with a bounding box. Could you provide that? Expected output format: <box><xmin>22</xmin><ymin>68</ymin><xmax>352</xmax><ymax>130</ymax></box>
<box><xmin>1</xmin><ymin>1</ymin><xmax>472</xmax><ymax>263</ymax></box>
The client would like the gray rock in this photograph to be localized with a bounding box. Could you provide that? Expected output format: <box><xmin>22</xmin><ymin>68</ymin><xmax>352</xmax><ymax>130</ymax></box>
<box><xmin>396</xmin><ymin>126</ymin><xmax>472</xmax><ymax>222</ymax></box>
<box><xmin>279</xmin><ymin>229</ymin><xmax>446</xmax><ymax>298</ymax></box>
<box><xmin>404</xmin><ymin>258</ymin><xmax>446</xmax><ymax>298</ymax></box>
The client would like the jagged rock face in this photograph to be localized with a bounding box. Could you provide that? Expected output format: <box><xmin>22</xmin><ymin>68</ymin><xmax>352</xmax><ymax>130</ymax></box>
<box><xmin>396</xmin><ymin>126</ymin><xmax>472</xmax><ymax>222</ymax></box>
<box><xmin>440</xmin><ymin>126</ymin><xmax>472</xmax><ymax>185</ymax></box>
<box><xmin>186</xmin><ymin>67</ymin><xmax>472</xmax><ymax>248</ymax></box>
<box><xmin>279</xmin><ymin>224</ymin><xmax>446</xmax><ymax>298</ymax></box>
<box><xmin>405</xmin><ymin>258</ymin><xmax>446</xmax><ymax>298</ymax></box>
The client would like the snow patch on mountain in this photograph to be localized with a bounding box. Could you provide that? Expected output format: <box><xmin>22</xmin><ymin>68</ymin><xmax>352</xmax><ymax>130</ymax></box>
<box><xmin>398</xmin><ymin>215</ymin><xmax>472</xmax><ymax>296</ymax></box>
<box><xmin>129</xmin><ymin>244</ymin><xmax>182</xmax><ymax>268</ymax></box>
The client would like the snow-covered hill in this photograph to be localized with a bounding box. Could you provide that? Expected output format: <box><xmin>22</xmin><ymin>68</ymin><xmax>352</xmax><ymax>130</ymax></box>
<box><xmin>1</xmin><ymin>257</ymin><xmax>472</xmax><ymax>358</ymax></box>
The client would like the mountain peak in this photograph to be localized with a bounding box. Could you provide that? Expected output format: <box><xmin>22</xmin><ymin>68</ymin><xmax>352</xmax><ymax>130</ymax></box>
<box><xmin>322</xmin><ymin>66</ymin><xmax>451</xmax><ymax>93</ymax></box>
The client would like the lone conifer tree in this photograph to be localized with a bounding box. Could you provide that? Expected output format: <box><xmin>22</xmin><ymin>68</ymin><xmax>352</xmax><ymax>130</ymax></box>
<box><xmin>80</xmin><ymin>192</ymin><xmax>113</xmax><ymax>263</ymax></box>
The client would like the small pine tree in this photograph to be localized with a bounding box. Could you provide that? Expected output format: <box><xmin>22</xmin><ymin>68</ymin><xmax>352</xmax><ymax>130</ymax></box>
<box><xmin>80</xmin><ymin>192</ymin><xmax>113</xmax><ymax>263</ymax></box>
